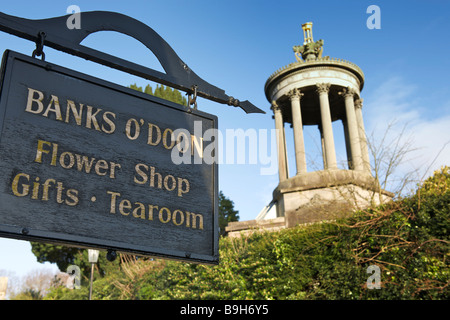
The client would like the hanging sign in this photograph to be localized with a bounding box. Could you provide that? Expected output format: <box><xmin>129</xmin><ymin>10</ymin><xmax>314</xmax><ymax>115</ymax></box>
<box><xmin>0</xmin><ymin>50</ymin><xmax>219</xmax><ymax>264</ymax></box>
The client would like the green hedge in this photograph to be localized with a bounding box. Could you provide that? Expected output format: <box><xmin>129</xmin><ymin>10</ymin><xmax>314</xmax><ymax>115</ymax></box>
<box><xmin>45</xmin><ymin>167</ymin><xmax>449</xmax><ymax>300</ymax></box>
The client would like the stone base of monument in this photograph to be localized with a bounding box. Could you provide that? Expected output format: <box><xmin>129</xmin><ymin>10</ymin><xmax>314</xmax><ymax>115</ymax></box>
<box><xmin>225</xmin><ymin>170</ymin><xmax>394</xmax><ymax>238</ymax></box>
<box><xmin>225</xmin><ymin>217</ymin><xmax>286</xmax><ymax>238</ymax></box>
<box><xmin>273</xmin><ymin>169</ymin><xmax>394</xmax><ymax>227</ymax></box>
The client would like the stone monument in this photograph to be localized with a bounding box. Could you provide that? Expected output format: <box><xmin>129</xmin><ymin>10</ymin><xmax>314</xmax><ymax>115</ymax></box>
<box><xmin>265</xmin><ymin>22</ymin><xmax>393</xmax><ymax>227</ymax></box>
<box><xmin>225</xmin><ymin>22</ymin><xmax>393</xmax><ymax>237</ymax></box>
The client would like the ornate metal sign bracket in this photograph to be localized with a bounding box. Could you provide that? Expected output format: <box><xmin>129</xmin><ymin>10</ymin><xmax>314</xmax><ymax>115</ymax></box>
<box><xmin>0</xmin><ymin>10</ymin><xmax>264</xmax><ymax>114</ymax></box>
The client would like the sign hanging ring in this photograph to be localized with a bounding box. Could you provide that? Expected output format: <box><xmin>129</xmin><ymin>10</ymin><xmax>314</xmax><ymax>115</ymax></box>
<box><xmin>187</xmin><ymin>85</ymin><xmax>198</xmax><ymax>110</ymax></box>
<box><xmin>32</xmin><ymin>31</ymin><xmax>46</xmax><ymax>61</ymax></box>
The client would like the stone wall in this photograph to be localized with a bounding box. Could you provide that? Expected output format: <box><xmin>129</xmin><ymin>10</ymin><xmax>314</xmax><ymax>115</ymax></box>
<box><xmin>225</xmin><ymin>217</ymin><xmax>285</xmax><ymax>238</ymax></box>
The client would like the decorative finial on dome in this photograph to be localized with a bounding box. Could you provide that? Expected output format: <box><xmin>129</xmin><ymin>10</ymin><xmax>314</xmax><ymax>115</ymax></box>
<box><xmin>293</xmin><ymin>22</ymin><xmax>324</xmax><ymax>61</ymax></box>
<box><xmin>302</xmin><ymin>22</ymin><xmax>314</xmax><ymax>44</ymax></box>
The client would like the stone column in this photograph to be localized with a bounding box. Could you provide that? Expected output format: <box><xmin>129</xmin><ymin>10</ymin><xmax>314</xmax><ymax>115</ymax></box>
<box><xmin>340</xmin><ymin>87</ymin><xmax>363</xmax><ymax>171</ymax></box>
<box><xmin>316</xmin><ymin>83</ymin><xmax>337</xmax><ymax>169</ymax></box>
<box><xmin>318</xmin><ymin>125</ymin><xmax>327</xmax><ymax>169</ymax></box>
<box><xmin>355</xmin><ymin>98</ymin><xmax>370</xmax><ymax>172</ymax></box>
<box><xmin>342</xmin><ymin>119</ymin><xmax>353</xmax><ymax>169</ymax></box>
<box><xmin>271</xmin><ymin>101</ymin><xmax>288</xmax><ymax>181</ymax></box>
<box><xmin>288</xmin><ymin>88</ymin><xmax>307</xmax><ymax>175</ymax></box>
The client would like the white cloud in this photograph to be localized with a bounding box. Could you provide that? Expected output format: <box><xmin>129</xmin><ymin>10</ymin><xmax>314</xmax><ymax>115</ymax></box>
<box><xmin>363</xmin><ymin>76</ymin><xmax>450</xmax><ymax>192</ymax></box>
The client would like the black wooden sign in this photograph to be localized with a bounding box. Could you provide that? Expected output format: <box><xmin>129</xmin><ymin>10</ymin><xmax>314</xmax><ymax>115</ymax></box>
<box><xmin>0</xmin><ymin>50</ymin><xmax>219</xmax><ymax>264</ymax></box>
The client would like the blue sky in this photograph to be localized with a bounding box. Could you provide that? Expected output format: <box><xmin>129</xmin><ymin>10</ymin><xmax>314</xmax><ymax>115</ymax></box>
<box><xmin>0</xmin><ymin>0</ymin><xmax>449</xmax><ymax>282</ymax></box>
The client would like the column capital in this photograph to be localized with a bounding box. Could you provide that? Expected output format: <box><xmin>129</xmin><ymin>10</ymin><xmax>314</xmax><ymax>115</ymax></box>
<box><xmin>355</xmin><ymin>98</ymin><xmax>364</xmax><ymax>109</ymax></box>
<box><xmin>270</xmin><ymin>100</ymin><xmax>281</xmax><ymax>113</ymax></box>
<box><xmin>315</xmin><ymin>83</ymin><xmax>331</xmax><ymax>94</ymax></box>
<box><xmin>287</xmin><ymin>88</ymin><xmax>304</xmax><ymax>101</ymax></box>
<box><xmin>338</xmin><ymin>86</ymin><xmax>357</xmax><ymax>99</ymax></box>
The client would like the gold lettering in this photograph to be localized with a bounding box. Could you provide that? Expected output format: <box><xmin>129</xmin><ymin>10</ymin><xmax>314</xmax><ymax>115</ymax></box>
<box><xmin>150</xmin><ymin>166</ymin><xmax>162</xmax><ymax>189</ymax></box>
<box><xmin>25</xmin><ymin>88</ymin><xmax>44</xmax><ymax>114</ymax></box>
<box><xmin>147</xmin><ymin>205</ymin><xmax>158</xmax><ymax>221</ymax></box>
<box><xmin>126</xmin><ymin>118</ymin><xmax>140</xmax><ymax>140</ymax></box>
<box><xmin>25</xmin><ymin>89</ymin><xmax>117</xmax><ymax>135</ymax></box>
<box><xmin>104</xmin><ymin>191</ymin><xmax>203</xmax><ymax>230</ymax></box>
<box><xmin>95</xmin><ymin>160</ymin><xmax>109</xmax><ymax>176</ymax></box>
<box><xmin>11</xmin><ymin>171</ymin><xmax>78</xmax><ymax>205</ymax></box>
<box><xmin>65</xmin><ymin>100</ymin><xmax>83</xmax><ymax>125</ymax></box>
<box><xmin>59</xmin><ymin>151</ymin><xmax>75</xmax><ymax>169</ymax></box>
<box><xmin>107</xmin><ymin>190</ymin><xmax>120</xmax><ymax>213</ymax></box>
<box><xmin>109</xmin><ymin>162</ymin><xmax>121</xmax><ymax>179</ymax></box>
<box><xmin>119</xmin><ymin>199</ymin><xmax>132</xmax><ymax>216</ymax></box>
<box><xmin>132</xmin><ymin>202</ymin><xmax>146</xmax><ymax>219</ymax></box>
<box><xmin>163</xmin><ymin>175</ymin><xmax>176</xmax><ymax>191</ymax></box>
<box><xmin>35</xmin><ymin>140</ymin><xmax>59</xmax><ymax>166</ymax></box>
<box><xmin>159</xmin><ymin>207</ymin><xmax>171</xmax><ymax>224</ymax></box>
<box><xmin>191</xmin><ymin>135</ymin><xmax>204</xmax><ymax>158</ymax></box>
<box><xmin>56</xmin><ymin>182</ymin><xmax>65</xmax><ymax>204</ymax></box>
<box><xmin>32</xmin><ymin>177</ymin><xmax>40</xmax><ymax>199</ymax></box>
<box><xmin>134</xmin><ymin>163</ymin><xmax>148</xmax><ymax>184</ymax></box>
<box><xmin>102</xmin><ymin>111</ymin><xmax>116</xmax><ymax>134</ymax></box>
<box><xmin>147</xmin><ymin>123</ymin><xmax>161</xmax><ymax>146</ymax></box>
<box><xmin>75</xmin><ymin>154</ymin><xmax>95</xmax><ymax>173</ymax></box>
<box><xmin>51</xmin><ymin>142</ymin><xmax>58</xmax><ymax>166</ymax></box>
<box><xmin>11</xmin><ymin>173</ymin><xmax>30</xmax><ymax>197</ymax></box>
<box><xmin>172</xmin><ymin>209</ymin><xmax>185</xmax><ymax>226</ymax></box>
<box><xmin>43</xmin><ymin>95</ymin><xmax>63</xmax><ymax>120</ymax></box>
<box><xmin>35</xmin><ymin>139</ymin><xmax>120</xmax><ymax>179</ymax></box>
<box><xmin>42</xmin><ymin>178</ymin><xmax>56</xmax><ymax>201</ymax></box>
<box><xmin>162</xmin><ymin>128</ymin><xmax>175</xmax><ymax>149</ymax></box>
<box><xmin>177</xmin><ymin>178</ymin><xmax>190</xmax><ymax>197</ymax></box>
<box><xmin>186</xmin><ymin>212</ymin><xmax>204</xmax><ymax>230</ymax></box>
<box><xmin>35</xmin><ymin>140</ymin><xmax>52</xmax><ymax>164</ymax></box>
<box><xmin>65</xmin><ymin>189</ymin><xmax>79</xmax><ymax>206</ymax></box>
<box><xmin>133</xmin><ymin>163</ymin><xmax>190</xmax><ymax>197</ymax></box>
<box><xmin>86</xmin><ymin>106</ymin><xmax>101</xmax><ymax>131</ymax></box>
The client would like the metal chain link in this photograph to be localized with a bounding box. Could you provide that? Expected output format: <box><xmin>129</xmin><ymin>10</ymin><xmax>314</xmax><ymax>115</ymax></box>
<box><xmin>32</xmin><ymin>31</ymin><xmax>46</xmax><ymax>61</ymax></box>
<box><xmin>187</xmin><ymin>85</ymin><xmax>198</xmax><ymax>110</ymax></box>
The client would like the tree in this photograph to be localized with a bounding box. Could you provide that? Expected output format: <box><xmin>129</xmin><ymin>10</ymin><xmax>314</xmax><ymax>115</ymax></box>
<box><xmin>218</xmin><ymin>191</ymin><xmax>240</xmax><ymax>236</ymax></box>
<box><xmin>129</xmin><ymin>83</ymin><xmax>187</xmax><ymax>106</ymax></box>
<box><xmin>31</xmin><ymin>243</ymin><xmax>79</xmax><ymax>274</ymax></box>
<box><xmin>366</xmin><ymin>121</ymin><xmax>420</xmax><ymax>199</ymax></box>
<box><xmin>9</xmin><ymin>268</ymin><xmax>59</xmax><ymax>300</ymax></box>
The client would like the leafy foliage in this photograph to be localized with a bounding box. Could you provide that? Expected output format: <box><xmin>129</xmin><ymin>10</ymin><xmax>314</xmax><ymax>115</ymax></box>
<box><xmin>44</xmin><ymin>167</ymin><xmax>449</xmax><ymax>300</ymax></box>
<box><xmin>30</xmin><ymin>243</ymin><xmax>79</xmax><ymax>273</ymax></box>
<box><xmin>218</xmin><ymin>191</ymin><xmax>240</xmax><ymax>236</ymax></box>
<box><xmin>129</xmin><ymin>83</ymin><xmax>187</xmax><ymax>106</ymax></box>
